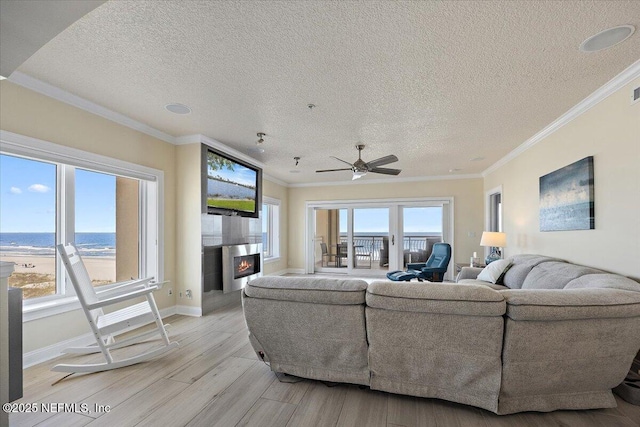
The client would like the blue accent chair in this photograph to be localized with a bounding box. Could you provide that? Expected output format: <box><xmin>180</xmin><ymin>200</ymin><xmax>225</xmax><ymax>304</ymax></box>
<box><xmin>387</xmin><ymin>243</ymin><xmax>452</xmax><ymax>282</ymax></box>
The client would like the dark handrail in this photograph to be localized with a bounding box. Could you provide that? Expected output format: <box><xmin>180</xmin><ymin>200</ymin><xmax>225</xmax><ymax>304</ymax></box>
<box><xmin>338</xmin><ymin>234</ymin><xmax>442</xmax><ymax>261</ymax></box>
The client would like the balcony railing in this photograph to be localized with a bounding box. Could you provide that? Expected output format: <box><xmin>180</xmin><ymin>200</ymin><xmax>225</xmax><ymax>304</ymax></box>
<box><xmin>338</xmin><ymin>234</ymin><xmax>442</xmax><ymax>262</ymax></box>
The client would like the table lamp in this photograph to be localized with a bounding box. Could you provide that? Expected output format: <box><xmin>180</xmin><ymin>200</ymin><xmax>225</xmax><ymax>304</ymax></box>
<box><xmin>480</xmin><ymin>231</ymin><xmax>506</xmax><ymax>264</ymax></box>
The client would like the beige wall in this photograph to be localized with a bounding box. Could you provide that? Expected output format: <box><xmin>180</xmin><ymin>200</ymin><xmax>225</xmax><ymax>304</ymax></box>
<box><xmin>175</xmin><ymin>144</ymin><xmax>203</xmax><ymax>308</ymax></box>
<box><xmin>287</xmin><ymin>178</ymin><xmax>485</xmax><ymax>270</ymax></box>
<box><xmin>263</xmin><ymin>178</ymin><xmax>289</xmax><ymax>275</ymax></box>
<box><xmin>0</xmin><ymin>81</ymin><xmax>177</xmax><ymax>352</ymax></box>
<box><xmin>484</xmin><ymin>78</ymin><xmax>640</xmax><ymax>280</ymax></box>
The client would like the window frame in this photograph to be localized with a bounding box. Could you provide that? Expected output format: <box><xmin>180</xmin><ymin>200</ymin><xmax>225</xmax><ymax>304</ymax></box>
<box><xmin>262</xmin><ymin>196</ymin><xmax>280</xmax><ymax>263</ymax></box>
<box><xmin>0</xmin><ymin>130</ymin><xmax>164</xmax><ymax>321</ymax></box>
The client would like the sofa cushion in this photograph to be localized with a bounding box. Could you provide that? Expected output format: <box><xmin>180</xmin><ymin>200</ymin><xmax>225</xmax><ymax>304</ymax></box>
<box><xmin>521</xmin><ymin>261</ymin><xmax>604</xmax><ymax>290</ymax></box>
<box><xmin>458</xmin><ymin>279</ymin><xmax>509</xmax><ymax>291</ymax></box>
<box><xmin>477</xmin><ymin>259</ymin><xmax>512</xmax><ymax>284</ymax></box>
<box><xmin>367</xmin><ymin>281</ymin><xmax>505</xmax><ymax>316</ymax></box>
<box><xmin>245</xmin><ymin>276</ymin><xmax>367</xmax><ymax>305</ymax></box>
<box><xmin>564</xmin><ymin>273</ymin><xmax>640</xmax><ymax>292</ymax></box>
<box><xmin>500</xmin><ymin>288</ymin><xmax>640</xmax><ymax>320</ymax></box>
<box><xmin>502</xmin><ymin>255</ymin><xmax>563</xmax><ymax>289</ymax></box>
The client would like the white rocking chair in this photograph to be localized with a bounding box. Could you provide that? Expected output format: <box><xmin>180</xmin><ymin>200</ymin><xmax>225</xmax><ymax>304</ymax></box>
<box><xmin>53</xmin><ymin>244</ymin><xmax>178</xmax><ymax>374</ymax></box>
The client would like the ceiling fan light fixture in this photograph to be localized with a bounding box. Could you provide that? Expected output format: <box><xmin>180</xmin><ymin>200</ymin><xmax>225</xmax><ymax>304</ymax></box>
<box><xmin>316</xmin><ymin>144</ymin><xmax>401</xmax><ymax>180</ymax></box>
<box><xmin>352</xmin><ymin>171</ymin><xmax>366</xmax><ymax>180</ymax></box>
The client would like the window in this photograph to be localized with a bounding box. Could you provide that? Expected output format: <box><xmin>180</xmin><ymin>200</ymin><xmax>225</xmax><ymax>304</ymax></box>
<box><xmin>0</xmin><ymin>155</ymin><xmax>57</xmax><ymax>299</ymax></box>
<box><xmin>0</xmin><ymin>131</ymin><xmax>163</xmax><ymax>318</ymax></box>
<box><xmin>262</xmin><ymin>197</ymin><xmax>280</xmax><ymax>261</ymax></box>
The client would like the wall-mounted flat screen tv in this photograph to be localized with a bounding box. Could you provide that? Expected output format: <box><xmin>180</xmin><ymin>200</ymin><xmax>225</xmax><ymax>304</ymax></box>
<box><xmin>202</xmin><ymin>146</ymin><xmax>262</xmax><ymax>218</ymax></box>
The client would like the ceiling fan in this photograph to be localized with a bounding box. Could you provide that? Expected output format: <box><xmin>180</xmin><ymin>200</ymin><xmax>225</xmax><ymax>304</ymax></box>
<box><xmin>316</xmin><ymin>144</ymin><xmax>401</xmax><ymax>180</ymax></box>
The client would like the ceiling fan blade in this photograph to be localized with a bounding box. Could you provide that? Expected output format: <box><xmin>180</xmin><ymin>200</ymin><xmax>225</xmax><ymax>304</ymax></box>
<box><xmin>330</xmin><ymin>156</ymin><xmax>354</xmax><ymax>167</ymax></box>
<box><xmin>316</xmin><ymin>168</ymin><xmax>353</xmax><ymax>173</ymax></box>
<box><xmin>366</xmin><ymin>154</ymin><xmax>398</xmax><ymax>169</ymax></box>
<box><xmin>370</xmin><ymin>167</ymin><xmax>401</xmax><ymax>176</ymax></box>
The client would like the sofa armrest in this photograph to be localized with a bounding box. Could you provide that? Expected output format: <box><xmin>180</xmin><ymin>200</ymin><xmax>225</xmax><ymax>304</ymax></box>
<box><xmin>367</xmin><ymin>281</ymin><xmax>505</xmax><ymax>316</ymax></box>
<box><xmin>500</xmin><ymin>288</ymin><xmax>640</xmax><ymax>321</ymax></box>
<box><xmin>456</xmin><ymin>266</ymin><xmax>484</xmax><ymax>282</ymax></box>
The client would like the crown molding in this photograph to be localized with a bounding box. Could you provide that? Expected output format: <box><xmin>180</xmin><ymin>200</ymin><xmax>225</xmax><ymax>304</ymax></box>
<box><xmin>483</xmin><ymin>59</ymin><xmax>640</xmax><ymax>177</ymax></box>
<box><xmin>8</xmin><ymin>71</ymin><xmax>177</xmax><ymax>144</ymax></box>
<box><xmin>288</xmin><ymin>173</ymin><xmax>482</xmax><ymax>188</ymax></box>
<box><xmin>263</xmin><ymin>174</ymin><xmax>289</xmax><ymax>187</ymax></box>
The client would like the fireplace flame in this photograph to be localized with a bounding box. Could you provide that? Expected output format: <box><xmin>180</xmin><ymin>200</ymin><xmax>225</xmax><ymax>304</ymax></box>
<box><xmin>237</xmin><ymin>259</ymin><xmax>252</xmax><ymax>273</ymax></box>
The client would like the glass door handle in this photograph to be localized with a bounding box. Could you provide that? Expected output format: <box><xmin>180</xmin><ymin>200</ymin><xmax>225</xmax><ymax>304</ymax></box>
<box><xmin>391</xmin><ymin>235</ymin><xmax>395</xmax><ymax>245</ymax></box>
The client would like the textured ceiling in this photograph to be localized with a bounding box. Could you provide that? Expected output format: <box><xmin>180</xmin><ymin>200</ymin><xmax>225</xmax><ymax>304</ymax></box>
<box><xmin>15</xmin><ymin>0</ymin><xmax>640</xmax><ymax>184</ymax></box>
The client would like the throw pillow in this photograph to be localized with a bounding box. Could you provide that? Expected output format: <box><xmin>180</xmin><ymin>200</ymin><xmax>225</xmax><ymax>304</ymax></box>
<box><xmin>477</xmin><ymin>259</ymin><xmax>512</xmax><ymax>284</ymax></box>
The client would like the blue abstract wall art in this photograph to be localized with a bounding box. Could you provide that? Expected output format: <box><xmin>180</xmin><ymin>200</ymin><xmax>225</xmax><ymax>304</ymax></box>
<box><xmin>539</xmin><ymin>156</ymin><xmax>594</xmax><ymax>232</ymax></box>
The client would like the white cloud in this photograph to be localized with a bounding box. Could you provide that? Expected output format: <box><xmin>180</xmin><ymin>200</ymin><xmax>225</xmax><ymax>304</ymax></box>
<box><xmin>10</xmin><ymin>187</ymin><xmax>22</xmax><ymax>194</ymax></box>
<box><xmin>28</xmin><ymin>184</ymin><xmax>51</xmax><ymax>193</ymax></box>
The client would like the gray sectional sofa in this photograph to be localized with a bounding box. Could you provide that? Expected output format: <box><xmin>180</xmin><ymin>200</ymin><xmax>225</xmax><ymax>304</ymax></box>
<box><xmin>241</xmin><ymin>255</ymin><xmax>640</xmax><ymax>414</ymax></box>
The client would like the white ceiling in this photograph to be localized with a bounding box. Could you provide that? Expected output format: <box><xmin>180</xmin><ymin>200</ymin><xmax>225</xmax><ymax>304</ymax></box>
<box><xmin>11</xmin><ymin>1</ymin><xmax>640</xmax><ymax>184</ymax></box>
<box><xmin>0</xmin><ymin>0</ymin><xmax>105</xmax><ymax>77</ymax></box>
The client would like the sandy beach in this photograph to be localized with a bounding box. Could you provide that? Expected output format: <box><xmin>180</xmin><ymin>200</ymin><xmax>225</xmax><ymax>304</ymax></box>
<box><xmin>0</xmin><ymin>254</ymin><xmax>116</xmax><ymax>281</ymax></box>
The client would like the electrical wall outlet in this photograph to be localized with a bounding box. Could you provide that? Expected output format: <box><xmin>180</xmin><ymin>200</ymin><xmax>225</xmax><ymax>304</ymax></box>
<box><xmin>185</xmin><ymin>289</ymin><xmax>192</xmax><ymax>299</ymax></box>
<box><xmin>168</xmin><ymin>288</ymin><xmax>173</xmax><ymax>296</ymax></box>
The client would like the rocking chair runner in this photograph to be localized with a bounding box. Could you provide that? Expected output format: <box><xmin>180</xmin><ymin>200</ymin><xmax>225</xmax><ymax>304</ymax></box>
<box><xmin>53</xmin><ymin>244</ymin><xmax>178</xmax><ymax>374</ymax></box>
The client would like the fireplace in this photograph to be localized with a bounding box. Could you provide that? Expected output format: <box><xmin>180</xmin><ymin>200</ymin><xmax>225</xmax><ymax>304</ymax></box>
<box><xmin>234</xmin><ymin>253</ymin><xmax>261</xmax><ymax>279</ymax></box>
<box><xmin>222</xmin><ymin>243</ymin><xmax>262</xmax><ymax>293</ymax></box>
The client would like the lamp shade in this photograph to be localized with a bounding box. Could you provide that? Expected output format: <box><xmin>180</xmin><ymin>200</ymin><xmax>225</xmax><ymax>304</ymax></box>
<box><xmin>480</xmin><ymin>231</ymin><xmax>506</xmax><ymax>248</ymax></box>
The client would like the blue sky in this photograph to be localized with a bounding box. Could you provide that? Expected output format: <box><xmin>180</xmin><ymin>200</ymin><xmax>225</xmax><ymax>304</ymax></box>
<box><xmin>0</xmin><ymin>154</ymin><xmax>116</xmax><ymax>233</ymax></box>
<box><xmin>340</xmin><ymin>207</ymin><xmax>442</xmax><ymax>233</ymax></box>
<box><xmin>208</xmin><ymin>161</ymin><xmax>256</xmax><ymax>188</ymax></box>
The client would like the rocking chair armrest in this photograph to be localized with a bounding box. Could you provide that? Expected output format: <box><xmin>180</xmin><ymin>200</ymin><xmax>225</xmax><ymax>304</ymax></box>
<box><xmin>86</xmin><ymin>286</ymin><xmax>158</xmax><ymax>310</ymax></box>
<box><xmin>95</xmin><ymin>277</ymin><xmax>154</xmax><ymax>296</ymax></box>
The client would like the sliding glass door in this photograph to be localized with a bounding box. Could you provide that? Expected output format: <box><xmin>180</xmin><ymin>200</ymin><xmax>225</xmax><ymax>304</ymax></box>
<box><xmin>402</xmin><ymin>207</ymin><xmax>443</xmax><ymax>267</ymax></box>
<box><xmin>309</xmin><ymin>198</ymin><xmax>453</xmax><ymax>279</ymax></box>
<box><xmin>352</xmin><ymin>208</ymin><xmax>389</xmax><ymax>272</ymax></box>
<box><xmin>313</xmin><ymin>208</ymin><xmax>345</xmax><ymax>271</ymax></box>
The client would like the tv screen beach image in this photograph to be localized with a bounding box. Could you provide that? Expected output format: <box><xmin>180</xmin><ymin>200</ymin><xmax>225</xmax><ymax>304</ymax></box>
<box><xmin>207</xmin><ymin>152</ymin><xmax>257</xmax><ymax>213</ymax></box>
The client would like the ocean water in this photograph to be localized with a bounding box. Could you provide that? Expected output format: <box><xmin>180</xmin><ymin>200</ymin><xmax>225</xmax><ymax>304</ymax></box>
<box><xmin>0</xmin><ymin>232</ymin><xmax>115</xmax><ymax>257</ymax></box>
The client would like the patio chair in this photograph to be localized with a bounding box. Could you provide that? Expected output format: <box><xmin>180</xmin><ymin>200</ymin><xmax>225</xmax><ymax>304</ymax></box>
<box><xmin>355</xmin><ymin>243</ymin><xmax>372</xmax><ymax>268</ymax></box>
<box><xmin>52</xmin><ymin>244</ymin><xmax>178</xmax><ymax>374</ymax></box>
<box><xmin>320</xmin><ymin>242</ymin><xmax>337</xmax><ymax>267</ymax></box>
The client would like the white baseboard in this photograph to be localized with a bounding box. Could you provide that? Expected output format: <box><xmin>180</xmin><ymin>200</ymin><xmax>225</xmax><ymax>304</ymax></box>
<box><xmin>23</xmin><ymin>306</ymin><xmax>176</xmax><ymax>369</ymax></box>
<box><xmin>285</xmin><ymin>268</ymin><xmax>306</xmax><ymax>275</ymax></box>
<box><xmin>175</xmin><ymin>305</ymin><xmax>202</xmax><ymax>317</ymax></box>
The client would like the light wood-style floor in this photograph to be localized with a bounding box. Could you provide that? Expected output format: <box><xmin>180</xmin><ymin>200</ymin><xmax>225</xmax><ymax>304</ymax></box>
<box><xmin>13</xmin><ymin>303</ymin><xmax>640</xmax><ymax>427</ymax></box>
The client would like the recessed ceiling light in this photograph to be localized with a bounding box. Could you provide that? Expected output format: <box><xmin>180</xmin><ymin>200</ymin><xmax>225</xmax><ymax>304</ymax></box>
<box><xmin>579</xmin><ymin>25</ymin><xmax>635</xmax><ymax>52</ymax></box>
<box><xmin>165</xmin><ymin>103</ymin><xmax>191</xmax><ymax>114</ymax></box>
